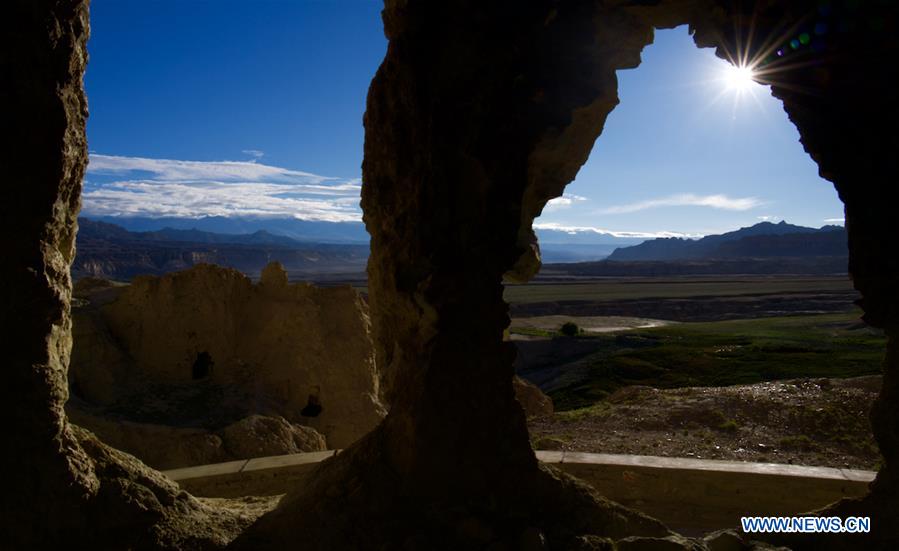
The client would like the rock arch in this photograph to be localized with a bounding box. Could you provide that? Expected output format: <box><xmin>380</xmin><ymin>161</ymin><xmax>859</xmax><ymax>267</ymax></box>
<box><xmin>3</xmin><ymin>0</ymin><xmax>897</xmax><ymax>549</ymax></box>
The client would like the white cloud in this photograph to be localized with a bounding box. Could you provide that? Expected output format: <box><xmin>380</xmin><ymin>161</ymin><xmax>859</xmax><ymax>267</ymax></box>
<box><xmin>534</xmin><ymin>222</ymin><xmax>702</xmax><ymax>239</ymax></box>
<box><xmin>824</xmin><ymin>217</ymin><xmax>845</xmax><ymax>224</ymax></box>
<box><xmin>544</xmin><ymin>193</ymin><xmax>588</xmax><ymax>211</ymax></box>
<box><xmin>242</xmin><ymin>149</ymin><xmax>265</xmax><ymax>160</ymax></box>
<box><xmin>88</xmin><ymin>154</ymin><xmax>333</xmax><ymax>184</ymax></box>
<box><xmin>83</xmin><ymin>154</ymin><xmax>362</xmax><ymax>222</ymax></box>
<box><xmin>598</xmin><ymin>193</ymin><xmax>764</xmax><ymax>214</ymax></box>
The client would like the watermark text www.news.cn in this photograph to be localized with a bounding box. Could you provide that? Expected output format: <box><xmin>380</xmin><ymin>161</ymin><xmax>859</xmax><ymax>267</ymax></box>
<box><xmin>741</xmin><ymin>516</ymin><xmax>870</xmax><ymax>534</ymax></box>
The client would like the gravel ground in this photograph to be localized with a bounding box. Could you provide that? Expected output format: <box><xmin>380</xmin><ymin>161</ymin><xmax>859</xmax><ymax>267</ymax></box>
<box><xmin>528</xmin><ymin>375</ymin><xmax>882</xmax><ymax>470</ymax></box>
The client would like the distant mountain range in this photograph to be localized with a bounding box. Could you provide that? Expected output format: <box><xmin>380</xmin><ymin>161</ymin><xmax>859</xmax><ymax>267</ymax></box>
<box><xmin>538</xmin><ymin>244</ymin><xmax>621</xmax><ymax>263</ymax></box>
<box><xmin>74</xmin><ymin>218</ymin><xmax>369</xmax><ymax>281</ymax></box>
<box><xmin>537</xmin><ymin>221</ymin><xmax>848</xmax><ymax>278</ymax></box>
<box><xmin>75</xmin><ymin>218</ymin><xmax>848</xmax><ymax>281</ymax></box>
<box><xmin>534</xmin><ymin>229</ymin><xmax>647</xmax><ymax>262</ymax></box>
<box><xmin>79</xmin><ymin>219</ymin><xmax>306</xmax><ymax>247</ymax></box>
<box><xmin>89</xmin><ymin>215</ymin><xmax>648</xmax><ymax>250</ymax></box>
<box><xmin>606</xmin><ymin>221</ymin><xmax>845</xmax><ymax>261</ymax></box>
<box><xmin>83</xmin><ymin>215</ymin><xmax>371</xmax><ymax>244</ymax></box>
<box><xmin>534</xmin><ymin>228</ymin><xmax>648</xmax><ymax>247</ymax></box>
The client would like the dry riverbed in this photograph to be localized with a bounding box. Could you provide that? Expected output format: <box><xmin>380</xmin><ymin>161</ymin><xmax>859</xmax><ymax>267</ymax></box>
<box><xmin>510</xmin><ymin>315</ymin><xmax>674</xmax><ymax>339</ymax></box>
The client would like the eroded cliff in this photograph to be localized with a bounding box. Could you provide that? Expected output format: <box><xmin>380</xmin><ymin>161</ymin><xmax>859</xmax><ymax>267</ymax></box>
<box><xmin>68</xmin><ymin>262</ymin><xmax>386</xmax><ymax>468</ymax></box>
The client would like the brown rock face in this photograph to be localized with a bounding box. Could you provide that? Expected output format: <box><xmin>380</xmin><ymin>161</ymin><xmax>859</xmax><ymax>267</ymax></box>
<box><xmin>514</xmin><ymin>375</ymin><xmax>554</xmax><ymax>418</ymax></box>
<box><xmin>68</xmin><ymin>407</ymin><xmax>231</xmax><ymax>470</ymax></box>
<box><xmin>5</xmin><ymin>0</ymin><xmax>899</xmax><ymax>549</ymax></box>
<box><xmin>219</xmin><ymin>414</ymin><xmax>327</xmax><ymax>460</ymax></box>
<box><xmin>69</xmin><ymin>262</ymin><xmax>385</xmax><ymax>452</ymax></box>
<box><xmin>68</xmin><ymin>409</ymin><xmax>327</xmax><ymax>471</ymax></box>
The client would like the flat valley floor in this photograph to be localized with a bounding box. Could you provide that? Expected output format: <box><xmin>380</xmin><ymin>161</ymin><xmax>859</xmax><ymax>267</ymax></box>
<box><xmin>506</xmin><ymin>275</ymin><xmax>883</xmax><ymax>470</ymax></box>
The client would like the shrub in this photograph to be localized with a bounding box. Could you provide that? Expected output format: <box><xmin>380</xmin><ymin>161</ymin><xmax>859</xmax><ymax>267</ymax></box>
<box><xmin>560</xmin><ymin>321</ymin><xmax>580</xmax><ymax>337</ymax></box>
<box><xmin>718</xmin><ymin>419</ymin><xmax>739</xmax><ymax>432</ymax></box>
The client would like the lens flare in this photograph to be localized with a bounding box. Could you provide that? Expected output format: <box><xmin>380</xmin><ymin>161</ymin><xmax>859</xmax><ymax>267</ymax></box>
<box><xmin>723</xmin><ymin>64</ymin><xmax>757</xmax><ymax>92</ymax></box>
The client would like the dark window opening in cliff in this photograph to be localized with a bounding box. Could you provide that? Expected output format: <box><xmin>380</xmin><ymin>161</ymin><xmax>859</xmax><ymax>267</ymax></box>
<box><xmin>301</xmin><ymin>394</ymin><xmax>323</xmax><ymax>418</ymax></box>
<box><xmin>192</xmin><ymin>351</ymin><xmax>214</xmax><ymax>380</ymax></box>
<box><xmin>512</xmin><ymin>25</ymin><xmax>882</xmax><ymax>472</ymax></box>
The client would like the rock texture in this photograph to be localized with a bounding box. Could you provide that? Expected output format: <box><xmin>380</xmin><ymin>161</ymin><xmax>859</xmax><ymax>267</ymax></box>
<box><xmin>68</xmin><ymin>408</ymin><xmax>327</xmax><ymax>471</ymax></box>
<box><xmin>514</xmin><ymin>375</ymin><xmax>554</xmax><ymax>418</ymax></box>
<box><xmin>219</xmin><ymin>415</ymin><xmax>327</xmax><ymax>460</ymax></box>
<box><xmin>69</xmin><ymin>262</ymin><xmax>385</xmax><ymax>455</ymax></box>
<box><xmin>69</xmin><ymin>261</ymin><xmax>540</xmax><ymax>469</ymax></box>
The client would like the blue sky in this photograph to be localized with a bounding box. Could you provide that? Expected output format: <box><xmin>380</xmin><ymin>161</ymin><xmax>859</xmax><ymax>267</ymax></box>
<box><xmin>84</xmin><ymin>1</ymin><xmax>844</xmax><ymax>237</ymax></box>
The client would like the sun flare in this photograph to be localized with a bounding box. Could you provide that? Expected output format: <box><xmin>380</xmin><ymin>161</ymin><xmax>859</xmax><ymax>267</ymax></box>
<box><xmin>723</xmin><ymin>64</ymin><xmax>757</xmax><ymax>92</ymax></box>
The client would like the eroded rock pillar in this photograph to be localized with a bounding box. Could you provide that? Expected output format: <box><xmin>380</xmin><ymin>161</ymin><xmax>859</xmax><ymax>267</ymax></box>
<box><xmin>361</xmin><ymin>0</ymin><xmax>637</xmax><ymax>496</ymax></box>
<box><xmin>1</xmin><ymin>0</ymin><xmax>93</xmax><ymax>536</ymax></box>
<box><xmin>2</xmin><ymin>3</ymin><xmax>254</xmax><ymax>548</ymax></box>
<box><xmin>233</xmin><ymin>2</ymin><xmax>676</xmax><ymax>548</ymax></box>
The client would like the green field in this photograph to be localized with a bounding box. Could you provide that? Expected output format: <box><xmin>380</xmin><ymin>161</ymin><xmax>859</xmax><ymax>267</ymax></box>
<box><xmin>542</xmin><ymin>312</ymin><xmax>885</xmax><ymax>411</ymax></box>
<box><xmin>503</xmin><ymin>276</ymin><xmax>853</xmax><ymax>304</ymax></box>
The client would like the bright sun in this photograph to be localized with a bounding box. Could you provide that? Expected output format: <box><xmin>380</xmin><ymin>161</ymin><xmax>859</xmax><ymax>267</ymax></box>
<box><xmin>723</xmin><ymin>64</ymin><xmax>756</xmax><ymax>92</ymax></box>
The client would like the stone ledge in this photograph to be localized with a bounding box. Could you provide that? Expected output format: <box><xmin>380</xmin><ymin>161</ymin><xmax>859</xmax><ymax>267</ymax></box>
<box><xmin>164</xmin><ymin>451</ymin><xmax>875</xmax><ymax>534</ymax></box>
<box><xmin>545</xmin><ymin>451</ymin><xmax>875</xmax><ymax>482</ymax></box>
<box><xmin>540</xmin><ymin>452</ymin><xmax>874</xmax><ymax>535</ymax></box>
<box><xmin>165</xmin><ymin>450</ymin><xmax>337</xmax><ymax>498</ymax></box>
<box><xmin>163</xmin><ymin>459</ymin><xmax>250</xmax><ymax>482</ymax></box>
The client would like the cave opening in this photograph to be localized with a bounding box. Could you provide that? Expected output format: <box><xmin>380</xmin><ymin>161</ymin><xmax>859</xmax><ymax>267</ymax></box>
<box><xmin>300</xmin><ymin>394</ymin><xmax>323</xmax><ymax>418</ymax></box>
<box><xmin>57</xmin><ymin>2</ymin><xmax>387</xmax><ymax>477</ymax></box>
<box><xmin>513</xmin><ymin>23</ymin><xmax>880</xmax><ymax>474</ymax></box>
<box><xmin>191</xmin><ymin>351</ymin><xmax>214</xmax><ymax>380</ymax></box>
